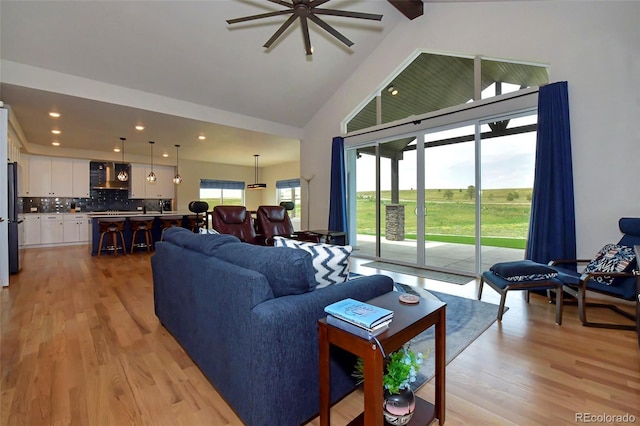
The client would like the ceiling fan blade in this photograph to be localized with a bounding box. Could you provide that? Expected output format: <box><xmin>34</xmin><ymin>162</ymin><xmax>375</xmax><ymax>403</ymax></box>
<box><xmin>227</xmin><ymin>9</ymin><xmax>292</xmax><ymax>25</ymax></box>
<box><xmin>313</xmin><ymin>8</ymin><xmax>383</xmax><ymax>21</ymax></box>
<box><xmin>299</xmin><ymin>16</ymin><xmax>313</xmax><ymax>55</ymax></box>
<box><xmin>263</xmin><ymin>14</ymin><xmax>298</xmax><ymax>48</ymax></box>
<box><xmin>267</xmin><ymin>0</ymin><xmax>294</xmax><ymax>7</ymax></box>
<box><xmin>308</xmin><ymin>14</ymin><xmax>353</xmax><ymax>47</ymax></box>
<box><xmin>308</xmin><ymin>0</ymin><xmax>331</xmax><ymax>7</ymax></box>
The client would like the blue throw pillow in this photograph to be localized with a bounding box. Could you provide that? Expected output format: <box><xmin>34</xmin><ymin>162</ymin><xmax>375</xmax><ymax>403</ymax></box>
<box><xmin>214</xmin><ymin>243</ymin><xmax>318</xmax><ymax>297</ymax></box>
<box><xmin>490</xmin><ymin>260</ymin><xmax>558</xmax><ymax>282</ymax></box>
<box><xmin>583</xmin><ymin>243</ymin><xmax>637</xmax><ymax>285</ymax></box>
<box><xmin>163</xmin><ymin>226</ymin><xmax>240</xmax><ymax>254</ymax></box>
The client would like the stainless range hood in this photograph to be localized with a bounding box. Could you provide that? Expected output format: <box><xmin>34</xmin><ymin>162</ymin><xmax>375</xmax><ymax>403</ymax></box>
<box><xmin>92</xmin><ymin>162</ymin><xmax>129</xmax><ymax>190</ymax></box>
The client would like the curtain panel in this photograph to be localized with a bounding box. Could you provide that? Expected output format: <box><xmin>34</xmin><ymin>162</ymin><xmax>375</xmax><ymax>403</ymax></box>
<box><xmin>276</xmin><ymin>178</ymin><xmax>301</xmax><ymax>189</ymax></box>
<box><xmin>526</xmin><ymin>81</ymin><xmax>576</xmax><ymax>265</ymax></box>
<box><xmin>328</xmin><ymin>137</ymin><xmax>348</xmax><ymax>233</ymax></box>
<box><xmin>200</xmin><ymin>179</ymin><xmax>245</xmax><ymax>190</ymax></box>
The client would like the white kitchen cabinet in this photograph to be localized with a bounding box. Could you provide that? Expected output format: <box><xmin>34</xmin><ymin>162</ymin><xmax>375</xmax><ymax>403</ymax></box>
<box><xmin>27</xmin><ymin>156</ymin><xmax>73</xmax><ymax>197</ymax></box>
<box><xmin>63</xmin><ymin>214</ymin><xmax>89</xmax><ymax>243</ymax></box>
<box><xmin>72</xmin><ymin>159</ymin><xmax>90</xmax><ymax>197</ymax></box>
<box><xmin>129</xmin><ymin>163</ymin><xmax>175</xmax><ymax>199</ymax></box>
<box><xmin>23</xmin><ymin>214</ymin><xmax>41</xmax><ymax>246</ymax></box>
<box><xmin>17</xmin><ymin>158</ymin><xmax>28</xmax><ymax>197</ymax></box>
<box><xmin>40</xmin><ymin>214</ymin><xmax>64</xmax><ymax>244</ymax></box>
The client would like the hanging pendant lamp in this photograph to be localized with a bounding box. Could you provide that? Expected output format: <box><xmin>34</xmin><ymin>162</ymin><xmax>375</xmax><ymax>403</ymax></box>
<box><xmin>147</xmin><ymin>141</ymin><xmax>157</xmax><ymax>182</ymax></box>
<box><xmin>173</xmin><ymin>144</ymin><xmax>182</xmax><ymax>184</ymax></box>
<box><xmin>247</xmin><ymin>154</ymin><xmax>266</xmax><ymax>190</ymax></box>
<box><xmin>117</xmin><ymin>137</ymin><xmax>129</xmax><ymax>182</ymax></box>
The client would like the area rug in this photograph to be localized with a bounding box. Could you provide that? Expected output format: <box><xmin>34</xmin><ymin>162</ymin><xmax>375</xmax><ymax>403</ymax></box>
<box><xmin>393</xmin><ymin>283</ymin><xmax>501</xmax><ymax>390</ymax></box>
<box><xmin>361</xmin><ymin>261</ymin><xmax>472</xmax><ymax>285</ymax></box>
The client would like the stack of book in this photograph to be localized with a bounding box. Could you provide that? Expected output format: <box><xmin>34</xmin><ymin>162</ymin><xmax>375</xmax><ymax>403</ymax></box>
<box><xmin>324</xmin><ymin>298</ymin><xmax>394</xmax><ymax>340</ymax></box>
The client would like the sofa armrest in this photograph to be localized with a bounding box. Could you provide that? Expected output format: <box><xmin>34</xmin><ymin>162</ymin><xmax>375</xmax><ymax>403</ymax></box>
<box><xmin>245</xmin><ymin>274</ymin><xmax>394</xmax><ymax>425</ymax></box>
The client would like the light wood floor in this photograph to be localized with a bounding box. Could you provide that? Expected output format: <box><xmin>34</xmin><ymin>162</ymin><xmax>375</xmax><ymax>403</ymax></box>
<box><xmin>2</xmin><ymin>246</ymin><xmax>639</xmax><ymax>425</ymax></box>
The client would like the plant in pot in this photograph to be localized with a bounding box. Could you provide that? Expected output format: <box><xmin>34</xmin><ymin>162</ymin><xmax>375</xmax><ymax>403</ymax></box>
<box><xmin>353</xmin><ymin>346</ymin><xmax>425</xmax><ymax>425</ymax></box>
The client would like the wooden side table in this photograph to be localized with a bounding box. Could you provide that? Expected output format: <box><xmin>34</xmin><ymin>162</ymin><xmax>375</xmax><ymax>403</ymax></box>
<box><xmin>318</xmin><ymin>291</ymin><xmax>446</xmax><ymax>425</ymax></box>
<box><xmin>634</xmin><ymin>245</ymin><xmax>640</xmax><ymax>347</ymax></box>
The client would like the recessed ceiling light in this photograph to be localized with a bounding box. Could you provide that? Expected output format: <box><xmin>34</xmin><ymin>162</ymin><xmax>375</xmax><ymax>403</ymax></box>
<box><xmin>114</xmin><ymin>148</ymin><xmax>121</xmax><ymax>153</ymax></box>
<box><xmin>49</xmin><ymin>112</ymin><xmax>61</xmax><ymax>118</ymax></box>
<box><xmin>51</xmin><ymin>129</ymin><xmax>61</xmax><ymax>134</ymax></box>
<box><xmin>51</xmin><ymin>141</ymin><xmax>60</xmax><ymax>146</ymax></box>
<box><xmin>198</xmin><ymin>135</ymin><xmax>206</xmax><ymax>140</ymax></box>
<box><xmin>162</xmin><ymin>153</ymin><xmax>169</xmax><ymax>158</ymax></box>
<box><xmin>135</xmin><ymin>125</ymin><xmax>145</xmax><ymax>131</ymax></box>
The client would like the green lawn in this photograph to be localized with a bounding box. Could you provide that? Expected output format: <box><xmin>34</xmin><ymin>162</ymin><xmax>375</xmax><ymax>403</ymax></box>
<box><xmin>356</xmin><ymin>188</ymin><xmax>531</xmax><ymax>249</ymax></box>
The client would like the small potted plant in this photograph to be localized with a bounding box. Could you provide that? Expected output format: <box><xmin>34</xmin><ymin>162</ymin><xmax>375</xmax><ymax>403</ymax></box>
<box><xmin>353</xmin><ymin>346</ymin><xmax>425</xmax><ymax>425</ymax></box>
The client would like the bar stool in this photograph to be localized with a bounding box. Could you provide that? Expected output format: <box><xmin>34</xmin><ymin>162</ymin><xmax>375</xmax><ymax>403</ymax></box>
<box><xmin>129</xmin><ymin>216</ymin><xmax>155</xmax><ymax>254</ymax></box>
<box><xmin>186</xmin><ymin>214</ymin><xmax>206</xmax><ymax>233</ymax></box>
<box><xmin>97</xmin><ymin>218</ymin><xmax>127</xmax><ymax>256</ymax></box>
<box><xmin>160</xmin><ymin>215</ymin><xmax>184</xmax><ymax>240</ymax></box>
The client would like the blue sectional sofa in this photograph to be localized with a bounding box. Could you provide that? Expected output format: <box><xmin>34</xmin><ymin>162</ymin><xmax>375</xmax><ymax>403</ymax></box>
<box><xmin>151</xmin><ymin>227</ymin><xmax>394</xmax><ymax>425</ymax></box>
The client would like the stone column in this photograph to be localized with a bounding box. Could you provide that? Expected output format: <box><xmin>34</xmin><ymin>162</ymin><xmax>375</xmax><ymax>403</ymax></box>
<box><xmin>385</xmin><ymin>204</ymin><xmax>405</xmax><ymax>241</ymax></box>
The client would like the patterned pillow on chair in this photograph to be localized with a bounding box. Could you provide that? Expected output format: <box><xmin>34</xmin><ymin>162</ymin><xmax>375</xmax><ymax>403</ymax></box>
<box><xmin>583</xmin><ymin>243</ymin><xmax>637</xmax><ymax>285</ymax></box>
<box><xmin>273</xmin><ymin>236</ymin><xmax>352</xmax><ymax>288</ymax></box>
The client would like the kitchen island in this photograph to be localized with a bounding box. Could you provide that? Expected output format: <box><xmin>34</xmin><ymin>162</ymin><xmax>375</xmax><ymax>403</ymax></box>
<box><xmin>88</xmin><ymin>211</ymin><xmax>201</xmax><ymax>255</ymax></box>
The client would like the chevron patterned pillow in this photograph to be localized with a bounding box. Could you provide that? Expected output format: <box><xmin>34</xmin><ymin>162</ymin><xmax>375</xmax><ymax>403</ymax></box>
<box><xmin>273</xmin><ymin>237</ymin><xmax>352</xmax><ymax>288</ymax></box>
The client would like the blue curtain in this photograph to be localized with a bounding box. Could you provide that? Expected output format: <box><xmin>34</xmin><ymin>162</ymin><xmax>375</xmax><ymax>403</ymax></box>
<box><xmin>328</xmin><ymin>137</ymin><xmax>347</xmax><ymax>233</ymax></box>
<box><xmin>526</xmin><ymin>81</ymin><xmax>576</xmax><ymax>265</ymax></box>
<box><xmin>276</xmin><ymin>178</ymin><xmax>301</xmax><ymax>189</ymax></box>
<box><xmin>200</xmin><ymin>179</ymin><xmax>245</xmax><ymax>190</ymax></box>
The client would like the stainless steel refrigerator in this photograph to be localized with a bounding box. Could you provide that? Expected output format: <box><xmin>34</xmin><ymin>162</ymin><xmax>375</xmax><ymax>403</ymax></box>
<box><xmin>8</xmin><ymin>162</ymin><xmax>23</xmax><ymax>274</ymax></box>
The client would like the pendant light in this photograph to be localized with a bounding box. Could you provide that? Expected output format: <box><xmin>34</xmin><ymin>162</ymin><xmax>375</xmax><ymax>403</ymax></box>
<box><xmin>117</xmin><ymin>137</ymin><xmax>129</xmax><ymax>182</ymax></box>
<box><xmin>147</xmin><ymin>141</ymin><xmax>157</xmax><ymax>182</ymax></box>
<box><xmin>247</xmin><ymin>154</ymin><xmax>266</xmax><ymax>190</ymax></box>
<box><xmin>172</xmin><ymin>144</ymin><xmax>182</xmax><ymax>184</ymax></box>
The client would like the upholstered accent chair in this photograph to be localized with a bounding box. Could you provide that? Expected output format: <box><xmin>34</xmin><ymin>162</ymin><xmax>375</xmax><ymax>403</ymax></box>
<box><xmin>255</xmin><ymin>205</ymin><xmax>320</xmax><ymax>246</ymax></box>
<box><xmin>210</xmin><ymin>205</ymin><xmax>257</xmax><ymax>244</ymax></box>
<box><xmin>549</xmin><ymin>217</ymin><xmax>640</xmax><ymax>330</ymax></box>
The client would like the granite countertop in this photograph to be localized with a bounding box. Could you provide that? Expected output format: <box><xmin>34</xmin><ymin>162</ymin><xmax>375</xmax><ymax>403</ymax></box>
<box><xmin>86</xmin><ymin>211</ymin><xmax>191</xmax><ymax>217</ymax></box>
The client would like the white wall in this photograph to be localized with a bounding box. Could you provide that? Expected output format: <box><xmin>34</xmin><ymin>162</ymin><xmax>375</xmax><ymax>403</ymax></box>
<box><xmin>174</xmin><ymin>158</ymin><xmax>300</xmax><ymax>213</ymax></box>
<box><xmin>302</xmin><ymin>1</ymin><xmax>640</xmax><ymax>257</ymax></box>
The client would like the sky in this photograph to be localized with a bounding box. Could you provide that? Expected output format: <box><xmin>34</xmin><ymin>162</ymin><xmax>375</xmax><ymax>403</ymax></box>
<box><xmin>355</xmin><ymin>115</ymin><xmax>537</xmax><ymax>191</ymax></box>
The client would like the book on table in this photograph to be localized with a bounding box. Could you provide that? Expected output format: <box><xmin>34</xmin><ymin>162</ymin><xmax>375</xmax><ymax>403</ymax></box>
<box><xmin>324</xmin><ymin>298</ymin><xmax>394</xmax><ymax>330</ymax></box>
<box><xmin>326</xmin><ymin>315</ymin><xmax>391</xmax><ymax>339</ymax></box>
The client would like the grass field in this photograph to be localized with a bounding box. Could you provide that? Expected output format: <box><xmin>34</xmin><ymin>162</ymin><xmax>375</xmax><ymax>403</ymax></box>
<box><xmin>356</xmin><ymin>188</ymin><xmax>532</xmax><ymax>249</ymax></box>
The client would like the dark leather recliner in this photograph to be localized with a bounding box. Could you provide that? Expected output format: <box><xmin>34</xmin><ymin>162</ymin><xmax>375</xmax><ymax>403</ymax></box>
<box><xmin>255</xmin><ymin>205</ymin><xmax>320</xmax><ymax>246</ymax></box>
<box><xmin>210</xmin><ymin>206</ymin><xmax>257</xmax><ymax>244</ymax></box>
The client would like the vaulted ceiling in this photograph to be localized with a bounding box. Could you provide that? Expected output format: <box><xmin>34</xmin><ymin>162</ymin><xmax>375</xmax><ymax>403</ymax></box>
<box><xmin>0</xmin><ymin>1</ymin><xmax>413</xmax><ymax>166</ymax></box>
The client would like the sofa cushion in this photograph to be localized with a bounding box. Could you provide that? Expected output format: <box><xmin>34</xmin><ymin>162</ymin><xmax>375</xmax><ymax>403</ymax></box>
<box><xmin>490</xmin><ymin>260</ymin><xmax>558</xmax><ymax>282</ymax></box>
<box><xmin>163</xmin><ymin>226</ymin><xmax>240</xmax><ymax>254</ymax></box>
<box><xmin>214</xmin><ymin>243</ymin><xmax>318</xmax><ymax>297</ymax></box>
<box><xmin>273</xmin><ymin>237</ymin><xmax>352</xmax><ymax>288</ymax></box>
<box><xmin>583</xmin><ymin>243</ymin><xmax>637</xmax><ymax>285</ymax></box>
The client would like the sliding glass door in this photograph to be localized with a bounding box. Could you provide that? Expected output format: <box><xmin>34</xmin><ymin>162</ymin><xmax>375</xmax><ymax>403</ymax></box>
<box><xmin>347</xmin><ymin>110</ymin><xmax>537</xmax><ymax>276</ymax></box>
<box><xmin>423</xmin><ymin>125</ymin><xmax>476</xmax><ymax>273</ymax></box>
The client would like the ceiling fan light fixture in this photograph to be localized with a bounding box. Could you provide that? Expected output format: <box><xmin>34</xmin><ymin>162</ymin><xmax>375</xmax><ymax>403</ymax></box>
<box><xmin>227</xmin><ymin>0</ymin><xmax>383</xmax><ymax>56</ymax></box>
<box><xmin>117</xmin><ymin>137</ymin><xmax>129</xmax><ymax>182</ymax></box>
<box><xmin>247</xmin><ymin>154</ymin><xmax>266</xmax><ymax>190</ymax></box>
<box><xmin>173</xmin><ymin>144</ymin><xmax>182</xmax><ymax>184</ymax></box>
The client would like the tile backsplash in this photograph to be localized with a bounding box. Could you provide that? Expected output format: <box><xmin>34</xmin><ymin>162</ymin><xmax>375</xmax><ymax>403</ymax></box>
<box><xmin>19</xmin><ymin>193</ymin><xmax>171</xmax><ymax>214</ymax></box>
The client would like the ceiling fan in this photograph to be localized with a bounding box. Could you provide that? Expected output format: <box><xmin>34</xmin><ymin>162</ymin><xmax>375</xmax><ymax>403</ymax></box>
<box><xmin>226</xmin><ymin>0</ymin><xmax>383</xmax><ymax>56</ymax></box>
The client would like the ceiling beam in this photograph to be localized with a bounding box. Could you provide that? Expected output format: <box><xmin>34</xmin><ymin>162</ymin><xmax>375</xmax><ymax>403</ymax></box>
<box><xmin>387</xmin><ymin>0</ymin><xmax>424</xmax><ymax>20</ymax></box>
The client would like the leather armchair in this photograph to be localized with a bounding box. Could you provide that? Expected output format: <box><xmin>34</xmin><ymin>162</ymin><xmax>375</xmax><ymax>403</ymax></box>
<box><xmin>210</xmin><ymin>206</ymin><xmax>257</xmax><ymax>244</ymax></box>
<box><xmin>255</xmin><ymin>205</ymin><xmax>320</xmax><ymax>245</ymax></box>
